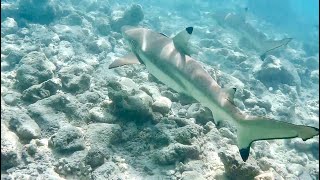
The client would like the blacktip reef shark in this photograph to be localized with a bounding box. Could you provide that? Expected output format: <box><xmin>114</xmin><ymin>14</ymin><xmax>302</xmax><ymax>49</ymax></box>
<box><xmin>109</xmin><ymin>26</ymin><xmax>319</xmax><ymax>161</ymax></box>
<box><xmin>211</xmin><ymin>9</ymin><xmax>292</xmax><ymax>60</ymax></box>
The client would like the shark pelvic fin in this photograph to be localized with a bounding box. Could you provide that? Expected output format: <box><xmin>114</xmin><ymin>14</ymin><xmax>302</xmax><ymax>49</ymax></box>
<box><xmin>173</xmin><ymin>27</ymin><xmax>193</xmax><ymax>56</ymax></box>
<box><xmin>222</xmin><ymin>87</ymin><xmax>237</xmax><ymax>104</ymax></box>
<box><xmin>236</xmin><ymin>116</ymin><xmax>319</xmax><ymax>161</ymax></box>
<box><xmin>109</xmin><ymin>53</ymin><xmax>141</xmax><ymax>69</ymax></box>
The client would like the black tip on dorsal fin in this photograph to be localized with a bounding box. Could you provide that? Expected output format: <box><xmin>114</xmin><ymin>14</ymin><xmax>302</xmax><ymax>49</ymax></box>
<box><xmin>186</xmin><ymin>27</ymin><xmax>193</xmax><ymax>34</ymax></box>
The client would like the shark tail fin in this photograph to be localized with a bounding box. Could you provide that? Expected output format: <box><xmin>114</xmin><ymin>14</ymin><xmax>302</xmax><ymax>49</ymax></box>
<box><xmin>260</xmin><ymin>38</ymin><xmax>293</xmax><ymax>60</ymax></box>
<box><xmin>236</xmin><ymin>116</ymin><xmax>319</xmax><ymax>161</ymax></box>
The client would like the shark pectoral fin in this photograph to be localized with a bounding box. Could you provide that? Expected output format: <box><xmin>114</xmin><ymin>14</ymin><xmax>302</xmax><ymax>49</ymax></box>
<box><xmin>260</xmin><ymin>38</ymin><xmax>293</xmax><ymax>60</ymax></box>
<box><xmin>173</xmin><ymin>27</ymin><xmax>193</xmax><ymax>56</ymax></box>
<box><xmin>222</xmin><ymin>87</ymin><xmax>237</xmax><ymax>104</ymax></box>
<box><xmin>236</xmin><ymin>116</ymin><xmax>319</xmax><ymax>161</ymax></box>
<box><xmin>109</xmin><ymin>53</ymin><xmax>141</xmax><ymax>69</ymax></box>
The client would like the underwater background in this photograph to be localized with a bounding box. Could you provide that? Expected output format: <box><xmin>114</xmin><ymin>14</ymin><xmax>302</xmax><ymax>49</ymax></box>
<box><xmin>1</xmin><ymin>0</ymin><xmax>319</xmax><ymax>179</ymax></box>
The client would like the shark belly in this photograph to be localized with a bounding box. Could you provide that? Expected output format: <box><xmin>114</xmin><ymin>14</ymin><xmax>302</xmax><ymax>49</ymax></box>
<box><xmin>138</xmin><ymin>51</ymin><xmax>235</xmax><ymax>124</ymax></box>
<box><xmin>138</xmin><ymin>51</ymin><xmax>187</xmax><ymax>94</ymax></box>
<box><xmin>187</xmin><ymin>80</ymin><xmax>236</xmax><ymax>125</ymax></box>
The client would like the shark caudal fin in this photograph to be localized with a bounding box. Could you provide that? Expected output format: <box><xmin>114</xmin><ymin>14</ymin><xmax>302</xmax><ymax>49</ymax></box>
<box><xmin>260</xmin><ymin>38</ymin><xmax>293</xmax><ymax>60</ymax></box>
<box><xmin>236</xmin><ymin>116</ymin><xmax>319</xmax><ymax>161</ymax></box>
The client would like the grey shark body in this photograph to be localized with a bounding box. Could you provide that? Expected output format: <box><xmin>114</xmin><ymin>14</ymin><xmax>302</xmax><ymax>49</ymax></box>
<box><xmin>212</xmin><ymin>10</ymin><xmax>292</xmax><ymax>60</ymax></box>
<box><xmin>109</xmin><ymin>26</ymin><xmax>319</xmax><ymax>161</ymax></box>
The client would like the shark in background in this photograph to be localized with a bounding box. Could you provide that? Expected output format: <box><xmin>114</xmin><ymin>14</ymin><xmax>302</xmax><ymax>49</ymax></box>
<box><xmin>211</xmin><ymin>9</ymin><xmax>292</xmax><ymax>60</ymax></box>
<box><xmin>109</xmin><ymin>26</ymin><xmax>319</xmax><ymax>161</ymax></box>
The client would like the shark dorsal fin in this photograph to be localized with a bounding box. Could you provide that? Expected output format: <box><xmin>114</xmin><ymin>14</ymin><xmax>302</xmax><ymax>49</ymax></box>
<box><xmin>222</xmin><ymin>87</ymin><xmax>237</xmax><ymax>104</ymax></box>
<box><xmin>172</xmin><ymin>27</ymin><xmax>193</xmax><ymax>56</ymax></box>
<box><xmin>109</xmin><ymin>53</ymin><xmax>141</xmax><ymax>69</ymax></box>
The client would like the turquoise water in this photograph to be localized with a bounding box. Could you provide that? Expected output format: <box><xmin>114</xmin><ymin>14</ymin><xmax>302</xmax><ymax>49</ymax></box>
<box><xmin>247</xmin><ymin>0</ymin><xmax>319</xmax><ymax>42</ymax></box>
<box><xmin>1</xmin><ymin>0</ymin><xmax>319</xmax><ymax>179</ymax></box>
